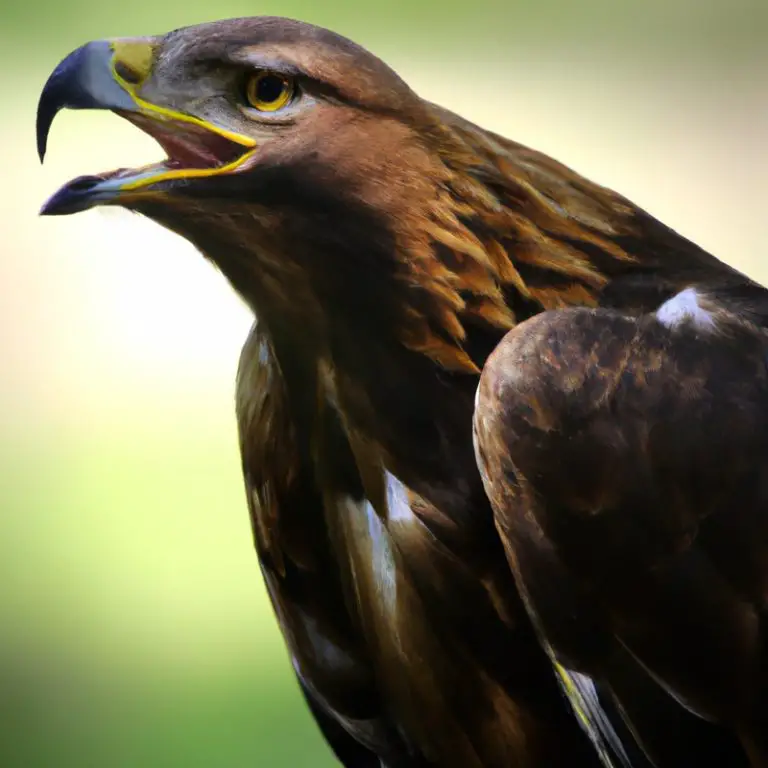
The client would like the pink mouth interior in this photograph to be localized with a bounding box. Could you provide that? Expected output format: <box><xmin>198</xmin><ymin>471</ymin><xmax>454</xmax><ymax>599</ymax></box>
<box><xmin>117</xmin><ymin>111</ymin><xmax>249</xmax><ymax>170</ymax></box>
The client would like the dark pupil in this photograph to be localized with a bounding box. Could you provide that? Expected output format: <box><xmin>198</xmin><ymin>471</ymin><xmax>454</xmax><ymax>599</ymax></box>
<box><xmin>256</xmin><ymin>75</ymin><xmax>285</xmax><ymax>103</ymax></box>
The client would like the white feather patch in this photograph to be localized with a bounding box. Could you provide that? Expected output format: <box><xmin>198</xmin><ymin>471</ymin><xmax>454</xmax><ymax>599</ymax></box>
<box><xmin>554</xmin><ymin>662</ymin><xmax>633</xmax><ymax>768</ymax></box>
<box><xmin>337</xmin><ymin>495</ymin><xmax>400</xmax><ymax>627</ymax></box>
<box><xmin>335</xmin><ymin>473</ymin><xmax>415</xmax><ymax>637</ymax></box>
<box><xmin>385</xmin><ymin>471</ymin><xmax>413</xmax><ymax>524</ymax></box>
<box><xmin>364</xmin><ymin>498</ymin><xmax>399</xmax><ymax>618</ymax></box>
<box><xmin>656</xmin><ymin>287</ymin><xmax>716</xmax><ymax>331</ymax></box>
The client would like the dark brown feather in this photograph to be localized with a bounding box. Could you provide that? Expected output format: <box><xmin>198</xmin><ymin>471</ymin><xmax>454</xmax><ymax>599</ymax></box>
<box><xmin>474</xmin><ymin>301</ymin><xmax>768</xmax><ymax>765</ymax></box>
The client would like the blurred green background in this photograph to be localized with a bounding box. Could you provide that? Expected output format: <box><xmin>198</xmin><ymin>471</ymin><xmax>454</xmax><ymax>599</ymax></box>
<box><xmin>1</xmin><ymin>1</ymin><xmax>765</xmax><ymax>765</ymax></box>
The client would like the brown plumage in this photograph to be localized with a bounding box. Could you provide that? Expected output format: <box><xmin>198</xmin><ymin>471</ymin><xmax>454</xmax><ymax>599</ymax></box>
<box><xmin>474</xmin><ymin>299</ymin><xmax>768</xmax><ymax>767</ymax></box>
<box><xmin>36</xmin><ymin>16</ymin><xmax>765</xmax><ymax>767</ymax></box>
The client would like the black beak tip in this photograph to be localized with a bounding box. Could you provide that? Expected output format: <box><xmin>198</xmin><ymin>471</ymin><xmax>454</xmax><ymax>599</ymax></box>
<box><xmin>36</xmin><ymin>115</ymin><xmax>51</xmax><ymax>163</ymax></box>
<box><xmin>39</xmin><ymin>195</ymin><xmax>64</xmax><ymax>216</ymax></box>
<box><xmin>36</xmin><ymin>90</ymin><xmax>55</xmax><ymax>162</ymax></box>
<box><xmin>39</xmin><ymin>174</ymin><xmax>105</xmax><ymax>216</ymax></box>
<box><xmin>36</xmin><ymin>42</ymin><xmax>121</xmax><ymax>166</ymax></box>
<box><xmin>36</xmin><ymin>45</ymin><xmax>88</xmax><ymax>164</ymax></box>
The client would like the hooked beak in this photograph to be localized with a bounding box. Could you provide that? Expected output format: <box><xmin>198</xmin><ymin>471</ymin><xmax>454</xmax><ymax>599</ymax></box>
<box><xmin>37</xmin><ymin>38</ymin><xmax>257</xmax><ymax>215</ymax></box>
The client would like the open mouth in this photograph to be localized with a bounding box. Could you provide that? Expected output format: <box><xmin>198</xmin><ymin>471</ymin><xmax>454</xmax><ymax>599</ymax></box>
<box><xmin>40</xmin><ymin>112</ymin><xmax>256</xmax><ymax>216</ymax></box>
<box><xmin>106</xmin><ymin>111</ymin><xmax>256</xmax><ymax>184</ymax></box>
<box><xmin>122</xmin><ymin>112</ymin><xmax>248</xmax><ymax>171</ymax></box>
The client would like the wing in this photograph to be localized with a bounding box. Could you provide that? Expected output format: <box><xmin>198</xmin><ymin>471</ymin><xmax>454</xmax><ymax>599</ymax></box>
<box><xmin>473</xmin><ymin>292</ymin><xmax>767</xmax><ymax>766</ymax></box>
<box><xmin>236</xmin><ymin>322</ymin><xmax>409</xmax><ymax>766</ymax></box>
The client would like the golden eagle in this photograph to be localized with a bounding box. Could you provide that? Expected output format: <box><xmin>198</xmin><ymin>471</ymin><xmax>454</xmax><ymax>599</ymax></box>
<box><xmin>37</xmin><ymin>17</ymin><xmax>766</xmax><ymax>767</ymax></box>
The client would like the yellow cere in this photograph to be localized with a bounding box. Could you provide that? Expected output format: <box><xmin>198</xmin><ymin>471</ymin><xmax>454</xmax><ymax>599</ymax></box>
<box><xmin>109</xmin><ymin>40</ymin><xmax>155</xmax><ymax>84</ymax></box>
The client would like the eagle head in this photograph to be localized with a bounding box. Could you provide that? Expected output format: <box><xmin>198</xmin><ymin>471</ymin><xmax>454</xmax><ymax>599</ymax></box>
<box><xmin>38</xmin><ymin>17</ymin><xmax>640</xmax><ymax>374</ymax></box>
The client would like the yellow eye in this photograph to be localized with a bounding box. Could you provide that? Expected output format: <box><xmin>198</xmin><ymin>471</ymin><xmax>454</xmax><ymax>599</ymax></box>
<box><xmin>244</xmin><ymin>72</ymin><xmax>294</xmax><ymax>112</ymax></box>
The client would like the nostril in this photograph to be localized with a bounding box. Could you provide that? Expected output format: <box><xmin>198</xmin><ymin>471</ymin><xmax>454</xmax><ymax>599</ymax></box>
<box><xmin>114</xmin><ymin>59</ymin><xmax>144</xmax><ymax>85</ymax></box>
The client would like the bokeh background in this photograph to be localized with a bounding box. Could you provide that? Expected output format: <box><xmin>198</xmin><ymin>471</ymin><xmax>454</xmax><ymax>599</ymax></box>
<box><xmin>1</xmin><ymin>1</ymin><xmax>766</xmax><ymax>765</ymax></box>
